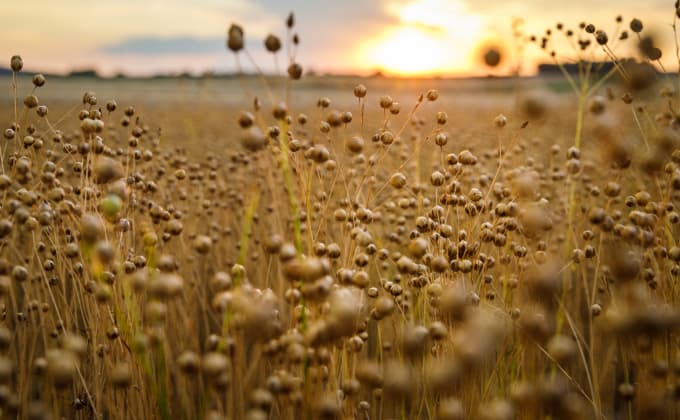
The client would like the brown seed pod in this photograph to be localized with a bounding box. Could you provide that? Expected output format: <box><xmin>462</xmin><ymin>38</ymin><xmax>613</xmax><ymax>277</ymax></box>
<box><xmin>287</xmin><ymin>62</ymin><xmax>303</xmax><ymax>80</ymax></box>
<box><xmin>379</xmin><ymin>95</ymin><xmax>393</xmax><ymax>109</ymax></box>
<box><xmin>630</xmin><ymin>18</ymin><xmax>643</xmax><ymax>33</ymax></box>
<box><xmin>178</xmin><ymin>351</ymin><xmax>200</xmax><ymax>374</ymax></box>
<box><xmin>227</xmin><ymin>24</ymin><xmax>244</xmax><ymax>52</ymax></box>
<box><xmin>283</xmin><ymin>257</ymin><xmax>330</xmax><ymax>282</ymax></box>
<box><xmin>80</xmin><ymin>214</ymin><xmax>105</xmax><ymax>245</ymax></box>
<box><xmin>383</xmin><ymin>360</ymin><xmax>414</xmax><ymax>398</ymax></box>
<box><xmin>345</xmin><ymin>136</ymin><xmax>364</xmax><ymax>154</ymax></box>
<box><xmin>110</xmin><ymin>363</ymin><xmax>132</xmax><ymax>388</ymax></box>
<box><xmin>240</xmin><ymin>126</ymin><xmax>267</xmax><ymax>152</ymax></box>
<box><xmin>46</xmin><ymin>349</ymin><xmax>78</xmax><ymax>388</ymax></box>
<box><xmin>264</xmin><ymin>34</ymin><xmax>282</xmax><ymax>53</ymax></box>
<box><xmin>32</xmin><ymin>74</ymin><xmax>46</xmax><ymax>87</ymax></box>
<box><xmin>438</xmin><ymin>397</ymin><xmax>465</xmax><ymax>420</ymax></box>
<box><xmin>147</xmin><ymin>273</ymin><xmax>184</xmax><ymax>299</ymax></box>
<box><xmin>483</xmin><ymin>48</ymin><xmax>502</xmax><ymax>67</ymax></box>
<box><xmin>353</xmin><ymin>84</ymin><xmax>367</xmax><ymax>98</ymax></box>
<box><xmin>94</xmin><ymin>157</ymin><xmax>124</xmax><ymax>184</ymax></box>
<box><xmin>426</xmin><ymin>89</ymin><xmax>439</xmax><ymax>101</ymax></box>
<box><xmin>10</xmin><ymin>55</ymin><xmax>23</xmax><ymax>72</ymax></box>
<box><xmin>24</xmin><ymin>95</ymin><xmax>39</xmax><ymax>109</ymax></box>
<box><xmin>518</xmin><ymin>203</ymin><xmax>553</xmax><ymax>238</ymax></box>
<box><xmin>202</xmin><ymin>352</ymin><xmax>230</xmax><ymax>378</ymax></box>
<box><xmin>355</xmin><ymin>360</ymin><xmax>383</xmax><ymax>388</ymax></box>
<box><xmin>524</xmin><ymin>258</ymin><xmax>562</xmax><ymax>303</ymax></box>
<box><xmin>401</xmin><ymin>324</ymin><xmax>429</xmax><ymax>358</ymax></box>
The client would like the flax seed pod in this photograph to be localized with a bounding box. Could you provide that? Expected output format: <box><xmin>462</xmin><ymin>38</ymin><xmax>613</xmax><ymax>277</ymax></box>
<box><xmin>227</xmin><ymin>24</ymin><xmax>244</xmax><ymax>52</ymax></box>
<box><xmin>264</xmin><ymin>34</ymin><xmax>281</xmax><ymax>53</ymax></box>
<box><xmin>10</xmin><ymin>55</ymin><xmax>23</xmax><ymax>72</ymax></box>
<box><xmin>288</xmin><ymin>63</ymin><xmax>303</xmax><ymax>80</ymax></box>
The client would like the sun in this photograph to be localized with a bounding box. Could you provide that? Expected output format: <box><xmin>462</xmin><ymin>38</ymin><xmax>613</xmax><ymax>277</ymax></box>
<box><xmin>357</xmin><ymin>0</ymin><xmax>483</xmax><ymax>77</ymax></box>
<box><xmin>363</xmin><ymin>27</ymin><xmax>449</xmax><ymax>76</ymax></box>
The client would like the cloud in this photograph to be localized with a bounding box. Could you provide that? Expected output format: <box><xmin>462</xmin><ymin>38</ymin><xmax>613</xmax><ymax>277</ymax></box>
<box><xmin>101</xmin><ymin>36</ymin><xmax>225</xmax><ymax>55</ymax></box>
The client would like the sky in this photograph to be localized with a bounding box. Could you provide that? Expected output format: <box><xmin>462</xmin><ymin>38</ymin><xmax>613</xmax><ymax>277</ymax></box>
<box><xmin>0</xmin><ymin>0</ymin><xmax>676</xmax><ymax>77</ymax></box>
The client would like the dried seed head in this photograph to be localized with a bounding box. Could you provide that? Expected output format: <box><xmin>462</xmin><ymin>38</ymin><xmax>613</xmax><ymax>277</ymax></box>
<box><xmin>94</xmin><ymin>157</ymin><xmax>124</xmax><ymax>184</ymax></box>
<box><xmin>110</xmin><ymin>363</ymin><xmax>132</xmax><ymax>388</ymax></box>
<box><xmin>227</xmin><ymin>24</ymin><xmax>244</xmax><ymax>52</ymax></box>
<box><xmin>478</xmin><ymin>399</ymin><xmax>515</xmax><ymax>420</ymax></box>
<box><xmin>346</xmin><ymin>136</ymin><xmax>364</xmax><ymax>154</ymax></box>
<box><xmin>32</xmin><ymin>74</ymin><xmax>46</xmax><ymax>87</ymax></box>
<box><xmin>80</xmin><ymin>214</ymin><xmax>105</xmax><ymax>245</ymax></box>
<box><xmin>283</xmin><ymin>257</ymin><xmax>330</xmax><ymax>282</ymax></box>
<box><xmin>379</xmin><ymin>95</ymin><xmax>393</xmax><ymax>109</ymax></box>
<box><xmin>518</xmin><ymin>203</ymin><xmax>553</xmax><ymax>237</ymax></box>
<box><xmin>238</xmin><ymin>111</ymin><xmax>255</xmax><ymax>128</ymax></box>
<box><xmin>458</xmin><ymin>150</ymin><xmax>477</xmax><ymax>165</ymax></box>
<box><xmin>589</xmin><ymin>95</ymin><xmax>606</xmax><ymax>114</ymax></box>
<box><xmin>383</xmin><ymin>360</ymin><xmax>414</xmax><ymax>398</ymax></box>
<box><xmin>147</xmin><ymin>273</ymin><xmax>184</xmax><ymax>299</ymax></box>
<box><xmin>178</xmin><ymin>351</ymin><xmax>200</xmax><ymax>374</ymax></box>
<box><xmin>595</xmin><ymin>30</ymin><xmax>608</xmax><ymax>45</ymax></box>
<box><xmin>380</xmin><ymin>131</ymin><xmax>394</xmax><ymax>145</ymax></box>
<box><xmin>314</xmin><ymin>394</ymin><xmax>340</xmax><ymax>419</ymax></box>
<box><xmin>438</xmin><ymin>283</ymin><xmax>468</xmax><ymax>321</ymax></box>
<box><xmin>202</xmin><ymin>352</ymin><xmax>230</xmax><ymax>378</ymax></box>
<box><xmin>483</xmin><ymin>48</ymin><xmax>502</xmax><ymax>67</ymax></box>
<box><xmin>240</xmin><ymin>126</ymin><xmax>267</xmax><ymax>152</ymax></box>
<box><xmin>608</xmin><ymin>248</ymin><xmax>640</xmax><ymax>282</ymax></box>
<box><xmin>439</xmin><ymin>397</ymin><xmax>465</xmax><ymax>420</ymax></box>
<box><xmin>356</xmin><ymin>360</ymin><xmax>383</xmax><ymax>388</ymax></box>
<box><xmin>353</xmin><ymin>84</ymin><xmax>367</xmax><ymax>98</ymax></box>
<box><xmin>264</xmin><ymin>234</ymin><xmax>283</xmax><ymax>254</ymax></box>
<box><xmin>0</xmin><ymin>357</ymin><xmax>13</xmax><ymax>383</ymax></box>
<box><xmin>493</xmin><ymin>114</ymin><xmax>508</xmax><ymax>128</ymax></box>
<box><xmin>426</xmin><ymin>89</ymin><xmax>439</xmax><ymax>101</ymax></box>
<box><xmin>525</xmin><ymin>258</ymin><xmax>562</xmax><ymax>302</ymax></box>
<box><xmin>591</xmin><ymin>303</ymin><xmax>602</xmax><ymax>317</ymax></box>
<box><xmin>630</xmin><ymin>18</ymin><xmax>643</xmax><ymax>33</ymax></box>
<box><xmin>373</xmin><ymin>296</ymin><xmax>395</xmax><ymax>319</ymax></box>
<box><xmin>547</xmin><ymin>334</ymin><xmax>577</xmax><ymax>363</ymax></box>
<box><xmin>408</xmin><ymin>237</ymin><xmax>428</xmax><ymax>258</ymax></box>
<box><xmin>618</xmin><ymin>383</ymin><xmax>635</xmax><ymax>400</ymax></box>
<box><xmin>401</xmin><ymin>324</ymin><xmax>429</xmax><ymax>358</ymax></box>
<box><xmin>264</xmin><ymin>34</ymin><xmax>282</xmax><ymax>53</ymax></box>
<box><xmin>512</xmin><ymin>170</ymin><xmax>539</xmax><ymax>199</ymax></box>
<box><xmin>46</xmin><ymin>349</ymin><xmax>78</xmax><ymax>387</ymax></box>
<box><xmin>24</xmin><ymin>95</ymin><xmax>39</xmax><ymax>109</ymax></box>
<box><xmin>10</xmin><ymin>55</ymin><xmax>23</xmax><ymax>72</ymax></box>
<box><xmin>287</xmin><ymin>62</ymin><xmax>303</xmax><ymax>80</ymax></box>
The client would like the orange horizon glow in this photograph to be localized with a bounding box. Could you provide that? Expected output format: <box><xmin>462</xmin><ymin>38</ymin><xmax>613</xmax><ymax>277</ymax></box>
<box><xmin>356</xmin><ymin>0</ymin><xmax>486</xmax><ymax>77</ymax></box>
<box><xmin>2</xmin><ymin>1</ymin><xmax>677</xmax><ymax>78</ymax></box>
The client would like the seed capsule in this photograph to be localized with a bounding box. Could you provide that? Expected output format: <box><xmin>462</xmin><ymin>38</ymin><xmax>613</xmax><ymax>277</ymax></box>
<box><xmin>264</xmin><ymin>34</ymin><xmax>282</xmax><ymax>53</ymax></box>
<box><xmin>10</xmin><ymin>55</ymin><xmax>23</xmax><ymax>72</ymax></box>
<box><xmin>227</xmin><ymin>24</ymin><xmax>244</xmax><ymax>52</ymax></box>
<box><xmin>287</xmin><ymin>63</ymin><xmax>303</xmax><ymax>80</ymax></box>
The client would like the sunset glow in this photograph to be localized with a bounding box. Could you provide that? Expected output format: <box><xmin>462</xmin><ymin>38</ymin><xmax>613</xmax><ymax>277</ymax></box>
<box><xmin>361</xmin><ymin>27</ymin><xmax>450</xmax><ymax>76</ymax></box>
<box><xmin>0</xmin><ymin>0</ymin><xmax>675</xmax><ymax>77</ymax></box>
<box><xmin>358</xmin><ymin>0</ymin><xmax>483</xmax><ymax>76</ymax></box>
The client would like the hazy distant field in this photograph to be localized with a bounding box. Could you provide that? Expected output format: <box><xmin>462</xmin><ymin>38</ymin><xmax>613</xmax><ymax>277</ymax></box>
<box><xmin>0</xmin><ymin>74</ymin><xmax>564</xmax><ymax>107</ymax></box>
<box><xmin>0</xmin><ymin>74</ymin><xmax>569</xmax><ymax>157</ymax></box>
